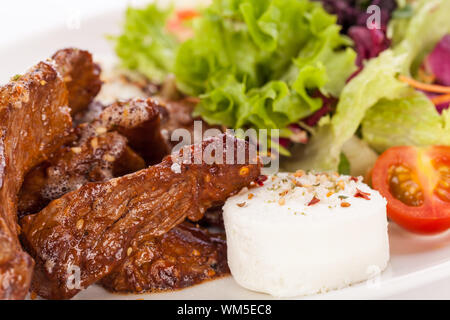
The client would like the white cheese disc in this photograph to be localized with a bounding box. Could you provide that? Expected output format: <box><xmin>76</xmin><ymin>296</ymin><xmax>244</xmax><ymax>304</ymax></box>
<box><xmin>223</xmin><ymin>171</ymin><xmax>390</xmax><ymax>297</ymax></box>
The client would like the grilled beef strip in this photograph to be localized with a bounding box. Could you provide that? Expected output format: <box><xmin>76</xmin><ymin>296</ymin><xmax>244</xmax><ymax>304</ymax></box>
<box><xmin>101</xmin><ymin>221</ymin><xmax>228</xmax><ymax>293</ymax></box>
<box><xmin>158</xmin><ymin>98</ymin><xmax>223</xmax><ymax>149</ymax></box>
<box><xmin>0</xmin><ymin>61</ymin><xmax>73</xmax><ymax>300</ymax></box>
<box><xmin>197</xmin><ymin>206</ymin><xmax>224</xmax><ymax>229</ymax></box>
<box><xmin>21</xmin><ymin>134</ymin><xmax>261</xmax><ymax>299</ymax></box>
<box><xmin>72</xmin><ymin>100</ymin><xmax>105</xmax><ymax>126</ymax></box>
<box><xmin>18</xmin><ymin>97</ymin><xmax>170</xmax><ymax>216</ymax></box>
<box><xmin>52</xmin><ymin>48</ymin><xmax>102</xmax><ymax>116</ymax></box>
<box><xmin>75</xmin><ymin>95</ymin><xmax>218</xmax><ymax>159</ymax></box>
<box><xmin>74</xmin><ymin>98</ymin><xmax>170</xmax><ymax>165</ymax></box>
<box><xmin>18</xmin><ymin>132</ymin><xmax>145</xmax><ymax>217</ymax></box>
<box><xmin>96</xmin><ymin>98</ymin><xmax>170</xmax><ymax>165</ymax></box>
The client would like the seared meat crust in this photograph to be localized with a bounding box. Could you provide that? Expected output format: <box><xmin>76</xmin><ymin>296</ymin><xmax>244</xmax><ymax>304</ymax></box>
<box><xmin>52</xmin><ymin>48</ymin><xmax>102</xmax><ymax>115</ymax></box>
<box><xmin>18</xmin><ymin>132</ymin><xmax>145</xmax><ymax>216</ymax></box>
<box><xmin>18</xmin><ymin>97</ymin><xmax>169</xmax><ymax>216</ymax></box>
<box><xmin>97</xmin><ymin>98</ymin><xmax>170</xmax><ymax>165</ymax></box>
<box><xmin>101</xmin><ymin>222</ymin><xmax>228</xmax><ymax>293</ymax></box>
<box><xmin>0</xmin><ymin>61</ymin><xmax>72</xmax><ymax>299</ymax></box>
<box><xmin>21</xmin><ymin>134</ymin><xmax>260</xmax><ymax>299</ymax></box>
<box><xmin>158</xmin><ymin>98</ymin><xmax>222</xmax><ymax>148</ymax></box>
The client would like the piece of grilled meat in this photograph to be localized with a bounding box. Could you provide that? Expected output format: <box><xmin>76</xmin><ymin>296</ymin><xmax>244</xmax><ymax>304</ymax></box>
<box><xmin>158</xmin><ymin>98</ymin><xmax>224</xmax><ymax>149</ymax></box>
<box><xmin>18</xmin><ymin>132</ymin><xmax>145</xmax><ymax>217</ymax></box>
<box><xmin>101</xmin><ymin>222</ymin><xmax>228</xmax><ymax>293</ymax></box>
<box><xmin>96</xmin><ymin>98</ymin><xmax>170</xmax><ymax>165</ymax></box>
<box><xmin>0</xmin><ymin>61</ymin><xmax>73</xmax><ymax>300</ymax></box>
<box><xmin>158</xmin><ymin>98</ymin><xmax>198</xmax><ymax>147</ymax></box>
<box><xmin>52</xmin><ymin>48</ymin><xmax>102</xmax><ymax>115</ymax></box>
<box><xmin>76</xmin><ymin>96</ymin><xmax>217</xmax><ymax>158</ymax></box>
<box><xmin>75</xmin><ymin>98</ymin><xmax>169</xmax><ymax>165</ymax></box>
<box><xmin>198</xmin><ymin>206</ymin><xmax>224</xmax><ymax>229</ymax></box>
<box><xmin>21</xmin><ymin>134</ymin><xmax>261</xmax><ymax>299</ymax></box>
<box><xmin>18</xmin><ymin>97</ymin><xmax>169</xmax><ymax>216</ymax></box>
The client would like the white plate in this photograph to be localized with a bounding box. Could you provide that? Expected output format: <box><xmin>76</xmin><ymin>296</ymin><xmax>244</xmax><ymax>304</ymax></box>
<box><xmin>2</xmin><ymin>2</ymin><xmax>450</xmax><ymax>300</ymax></box>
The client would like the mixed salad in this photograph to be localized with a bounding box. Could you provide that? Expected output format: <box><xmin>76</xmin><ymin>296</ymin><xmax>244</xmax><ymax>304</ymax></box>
<box><xmin>113</xmin><ymin>0</ymin><xmax>450</xmax><ymax>234</ymax></box>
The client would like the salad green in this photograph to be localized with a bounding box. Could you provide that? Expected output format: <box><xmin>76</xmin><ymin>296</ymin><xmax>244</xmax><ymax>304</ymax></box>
<box><xmin>115</xmin><ymin>5</ymin><xmax>178</xmax><ymax>83</ymax></box>
<box><xmin>285</xmin><ymin>0</ymin><xmax>450</xmax><ymax>171</ymax></box>
<box><xmin>115</xmin><ymin>0</ymin><xmax>356</xmax><ymax>155</ymax></box>
<box><xmin>362</xmin><ymin>90</ymin><xmax>450</xmax><ymax>153</ymax></box>
<box><xmin>115</xmin><ymin>0</ymin><xmax>450</xmax><ymax>172</ymax></box>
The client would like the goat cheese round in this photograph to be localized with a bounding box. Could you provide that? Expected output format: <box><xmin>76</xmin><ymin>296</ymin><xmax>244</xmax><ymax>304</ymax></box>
<box><xmin>223</xmin><ymin>171</ymin><xmax>389</xmax><ymax>297</ymax></box>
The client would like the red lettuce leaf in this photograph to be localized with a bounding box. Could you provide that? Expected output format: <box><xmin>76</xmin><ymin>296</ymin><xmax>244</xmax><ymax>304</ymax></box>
<box><xmin>425</xmin><ymin>34</ymin><xmax>450</xmax><ymax>86</ymax></box>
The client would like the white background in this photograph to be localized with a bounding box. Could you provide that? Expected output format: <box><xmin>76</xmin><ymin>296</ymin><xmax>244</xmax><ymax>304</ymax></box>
<box><xmin>0</xmin><ymin>0</ymin><xmax>142</xmax><ymax>46</ymax></box>
<box><xmin>0</xmin><ymin>0</ymin><xmax>449</xmax><ymax>300</ymax></box>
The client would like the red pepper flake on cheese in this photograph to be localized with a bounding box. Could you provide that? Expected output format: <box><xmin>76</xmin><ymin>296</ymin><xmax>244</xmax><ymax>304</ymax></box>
<box><xmin>355</xmin><ymin>188</ymin><xmax>371</xmax><ymax>200</ymax></box>
<box><xmin>256</xmin><ymin>175</ymin><xmax>268</xmax><ymax>186</ymax></box>
<box><xmin>308</xmin><ymin>196</ymin><xmax>320</xmax><ymax>206</ymax></box>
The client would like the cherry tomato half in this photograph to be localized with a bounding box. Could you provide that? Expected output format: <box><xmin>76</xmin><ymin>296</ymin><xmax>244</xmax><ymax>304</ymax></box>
<box><xmin>371</xmin><ymin>146</ymin><xmax>450</xmax><ymax>234</ymax></box>
<box><xmin>166</xmin><ymin>9</ymin><xmax>199</xmax><ymax>41</ymax></box>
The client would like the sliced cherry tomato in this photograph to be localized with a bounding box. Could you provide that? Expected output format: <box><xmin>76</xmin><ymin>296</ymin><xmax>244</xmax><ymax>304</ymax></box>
<box><xmin>371</xmin><ymin>146</ymin><xmax>450</xmax><ymax>234</ymax></box>
<box><xmin>176</xmin><ymin>9</ymin><xmax>200</xmax><ymax>21</ymax></box>
<box><xmin>166</xmin><ymin>9</ymin><xmax>199</xmax><ymax>41</ymax></box>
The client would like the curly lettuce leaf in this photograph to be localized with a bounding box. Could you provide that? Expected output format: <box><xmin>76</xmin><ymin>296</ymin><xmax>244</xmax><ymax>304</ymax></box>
<box><xmin>114</xmin><ymin>4</ymin><xmax>178</xmax><ymax>83</ymax></box>
<box><xmin>114</xmin><ymin>0</ymin><xmax>356</xmax><ymax>156</ymax></box>
<box><xmin>174</xmin><ymin>0</ymin><xmax>356</xmax><ymax>138</ymax></box>
<box><xmin>289</xmin><ymin>23</ymin><xmax>356</xmax><ymax>97</ymax></box>
<box><xmin>362</xmin><ymin>90</ymin><xmax>450</xmax><ymax>152</ymax></box>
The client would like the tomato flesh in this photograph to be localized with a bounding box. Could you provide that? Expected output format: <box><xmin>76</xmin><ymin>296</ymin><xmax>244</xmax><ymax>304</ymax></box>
<box><xmin>388</xmin><ymin>164</ymin><xmax>424</xmax><ymax>207</ymax></box>
<box><xmin>434</xmin><ymin>163</ymin><xmax>450</xmax><ymax>202</ymax></box>
<box><xmin>372</xmin><ymin>146</ymin><xmax>450</xmax><ymax>234</ymax></box>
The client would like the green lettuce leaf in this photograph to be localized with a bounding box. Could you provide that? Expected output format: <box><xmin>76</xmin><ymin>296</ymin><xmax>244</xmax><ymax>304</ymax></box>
<box><xmin>174</xmin><ymin>0</ymin><xmax>356</xmax><ymax>146</ymax></box>
<box><xmin>362</xmin><ymin>90</ymin><xmax>450</xmax><ymax>152</ymax></box>
<box><xmin>338</xmin><ymin>153</ymin><xmax>350</xmax><ymax>175</ymax></box>
<box><xmin>284</xmin><ymin>50</ymin><xmax>408</xmax><ymax>171</ymax></box>
<box><xmin>114</xmin><ymin>4</ymin><xmax>178</xmax><ymax>83</ymax></box>
<box><xmin>114</xmin><ymin>0</ymin><xmax>356</xmax><ymax>156</ymax></box>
